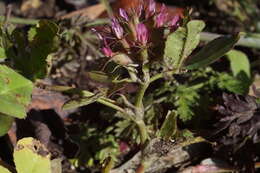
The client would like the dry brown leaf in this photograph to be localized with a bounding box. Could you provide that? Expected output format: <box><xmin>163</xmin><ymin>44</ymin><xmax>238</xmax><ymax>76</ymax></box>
<box><xmin>61</xmin><ymin>3</ymin><xmax>106</xmax><ymax>20</ymax></box>
<box><xmin>21</xmin><ymin>0</ymin><xmax>42</xmax><ymax>12</ymax></box>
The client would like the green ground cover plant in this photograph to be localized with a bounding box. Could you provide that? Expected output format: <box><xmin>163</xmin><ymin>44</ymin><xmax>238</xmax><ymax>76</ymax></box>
<box><xmin>1</xmin><ymin>0</ymin><xmax>260</xmax><ymax>172</ymax></box>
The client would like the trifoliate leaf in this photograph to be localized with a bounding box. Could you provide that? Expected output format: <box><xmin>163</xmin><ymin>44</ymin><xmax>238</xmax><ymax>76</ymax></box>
<box><xmin>164</xmin><ymin>20</ymin><xmax>205</xmax><ymax>71</ymax></box>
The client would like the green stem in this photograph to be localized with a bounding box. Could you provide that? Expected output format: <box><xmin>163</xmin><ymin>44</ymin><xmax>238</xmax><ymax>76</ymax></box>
<box><xmin>97</xmin><ymin>99</ymin><xmax>125</xmax><ymax>114</ymax></box>
<box><xmin>136</xmin><ymin>120</ymin><xmax>148</xmax><ymax>146</ymax></box>
<box><xmin>150</xmin><ymin>71</ymin><xmax>176</xmax><ymax>83</ymax></box>
<box><xmin>81</xmin><ymin>90</ymin><xmax>136</xmax><ymax>121</ymax></box>
<box><xmin>134</xmin><ymin>49</ymin><xmax>151</xmax><ymax>145</ymax></box>
<box><xmin>42</xmin><ymin>84</ymin><xmax>134</xmax><ymax>121</ymax></box>
<box><xmin>135</xmin><ymin>50</ymin><xmax>150</xmax><ymax>108</ymax></box>
<box><xmin>134</xmin><ymin>79</ymin><xmax>149</xmax><ymax>144</ymax></box>
<box><xmin>0</xmin><ymin>16</ymin><xmax>38</xmax><ymax>25</ymax></box>
<box><xmin>135</xmin><ymin>82</ymin><xmax>149</xmax><ymax>108</ymax></box>
<box><xmin>150</xmin><ymin>73</ymin><xmax>164</xmax><ymax>83</ymax></box>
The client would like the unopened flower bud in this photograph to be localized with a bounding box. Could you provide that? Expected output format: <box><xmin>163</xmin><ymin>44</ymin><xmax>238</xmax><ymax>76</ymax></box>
<box><xmin>136</xmin><ymin>23</ymin><xmax>148</xmax><ymax>46</ymax></box>
<box><xmin>155</xmin><ymin>4</ymin><xmax>168</xmax><ymax>28</ymax></box>
<box><xmin>119</xmin><ymin>8</ymin><xmax>129</xmax><ymax>21</ymax></box>
<box><xmin>101</xmin><ymin>46</ymin><xmax>113</xmax><ymax>57</ymax></box>
<box><xmin>169</xmin><ymin>15</ymin><xmax>180</xmax><ymax>28</ymax></box>
<box><xmin>147</xmin><ymin>0</ymin><xmax>156</xmax><ymax>18</ymax></box>
<box><xmin>111</xmin><ymin>18</ymin><xmax>124</xmax><ymax>39</ymax></box>
<box><xmin>112</xmin><ymin>53</ymin><xmax>133</xmax><ymax>65</ymax></box>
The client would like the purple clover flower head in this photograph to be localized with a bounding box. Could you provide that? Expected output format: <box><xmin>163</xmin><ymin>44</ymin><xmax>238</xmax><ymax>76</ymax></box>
<box><xmin>169</xmin><ymin>15</ymin><xmax>180</xmax><ymax>28</ymax></box>
<box><xmin>111</xmin><ymin>18</ymin><xmax>124</xmax><ymax>39</ymax></box>
<box><xmin>119</xmin><ymin>8</ymin><xmax>129</xmax><ymax>21</ymax></box>
<box><xmin>147</xmin><ymin>0</ymin><xmax>156</xmax><ymax>17</ymax></box>
<box><xmin>101</xmin><ymin>46</ymin><xmax>113</xmax><ymax>57</ymax></box>
<box><xmin>155</xmin><ymin>4</ymin><xmax>168</xmax><ymax>28</ymax></box>
<box><xmin>136</xmin><ymin>23</ymin><xmax>148</xmax><ymax>46</ymax></box>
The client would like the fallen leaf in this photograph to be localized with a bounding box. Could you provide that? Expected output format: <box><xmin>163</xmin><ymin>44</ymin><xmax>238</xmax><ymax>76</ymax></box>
<box><xmin>21</xmin><ymin>0</ymin><xmax>42</xmax><ymax>12</ymax></box>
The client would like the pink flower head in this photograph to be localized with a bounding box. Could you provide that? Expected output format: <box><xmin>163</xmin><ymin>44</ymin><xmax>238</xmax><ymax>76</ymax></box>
<box><xmin>155</xmin><ymin>4</ymin><xmax>168</xmax><ymax>28</ymax></box>
<box><xmin>147</xmin><ymin>0</ymin><xmax>156</xmax><ymax>18</ymax></box>
<box><xmin>111</xmin><ymin>18</ymin><xmax>124</xmax><ymax>39</ymax></box>
<box><xmin>119</xmin><ymin>8</ymin><xmax>129</xmax><ymax>21</ymax></box>
<box><xmin>101</xmin><ymin>46</ymin><xmax>113</xmax><ymax>57</ymax></box>
<box><xmin>169</xmin><ymin>15</ymin><xmax>180</xmax><ymax>28</ymax></box>
<box><xmin>136</xmin><ymin>23</ymin><xmax>148</xmax><ymax>46</ymax></box>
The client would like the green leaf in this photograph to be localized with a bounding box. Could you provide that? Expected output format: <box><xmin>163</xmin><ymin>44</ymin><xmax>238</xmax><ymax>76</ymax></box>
<box><xmin>87</xmin><ymin>71</ymin><xmax>111</xmax><ymax>83</ymax></box>
<box><xmin>14</xmin><ymin>137</ymin><xmax>52</xmax><ymax>173</ymax></box>
<box><xmin>175</xmin><ymin>85</ymin><xmax>200</xmax><ymax>122</ymax></box>
<box><xmin>28</xmin><ymin>27</ymin><xmax>37</xmax><ymax>41</ymax></box>
<box><xmin>159</xmin><ymin>111</ymin><xmax>177</xmax><ymax>140</ymax></box>
<box><xmin>217</xmin><ymin>73</ymin><xmax>249</xmax><ymax>94</ymax></box>
<box><xmin>101</xmin><ymin>157</ymin><xmax>114</xmax><ymax>173</ymax></box>
<box><xmin>184</xmin><ymin>34</ymin><xmax>240</xmax><ymax>70</ymax></box>
<box><xmin>0</xmin><ymin>114</ymin><xmax>14</xmax><ymax>137</ymax></box>
<box><xmin>0</xmin><ymin>47</ymin><xmax>6</xmax><ymax>60</ymax></box>
<box><xmin>10</xmin><ymin>20</ymin><xmax>59</xmax><ymax>80</ymax></box>
<box><xmin>226</xmin><ymin>50</ymin><xmax>251</xmax><ymax>94</ymax></box>
<box><xmin>164</xmin><ymin>20</ymin><xmax>205</xmax><ymax>70</ymax></box>
<box><xmin>0</xmin><ymin>65</ymin><xmax>33</xmax><ymax>118</ymax></box>
<box><xmin>0</xmin><ymin>166</ymin><xmax>11</xmax><ymax>173</ymax></box>
<box><xmin>227</xmin><ymin>49</ymin><xmax>251</xmax><ymax>78</ymax></box>
<box><xmin>63</xmin><ymin>92</ymin><xmax>103</xmax><ymax>110</ymax></box>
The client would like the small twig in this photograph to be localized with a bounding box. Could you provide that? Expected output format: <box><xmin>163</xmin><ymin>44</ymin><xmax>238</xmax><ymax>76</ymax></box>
<box><xmin>111</xmin><ymin>137</ymin><xmax>211</xmax><ymax>173</ymax></box>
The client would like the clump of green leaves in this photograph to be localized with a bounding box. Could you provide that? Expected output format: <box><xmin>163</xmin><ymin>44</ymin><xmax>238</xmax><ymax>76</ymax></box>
<box><xmin>154</xmin><ymin>61</ymin><xmax>251</xmax><ymax>124</ymax></box>
<box><xmin>0</xmin><ymin>20</ymin><xmax>59</xmax><ymax>136</ymax></box>
<box><xmin>3</xmin><ymin>20</ymin><xmax>59</xmax><ymax>80</ymax></box>
<box><xmin>58</xmin><ymin>1</ymin><xmax>247</xmax><ymax>171</ymax></box>
<box><xmin>70</xmin><ymin>124</ymin><xmax>119</xmax><ymax>168</ymax></box>
<box><xmin>63</xmin><ymin>0</ymin><xmax>240</xmax><ymax>151</ymax></box>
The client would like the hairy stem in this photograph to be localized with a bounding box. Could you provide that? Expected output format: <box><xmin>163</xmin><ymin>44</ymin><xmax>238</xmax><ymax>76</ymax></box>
<box><xmin>150</xmin><ymin>71</ymin><xmax>176</xmax><ymax>83</ymax></box>
<box><xmin>136</xmin><ymin>120</ymin><xmax>149</xmax><ymax>146</ymax></box>
<box><xmin>135</xmin><ymin>50</ymin><xmax>150</xmax><ymax>108</ymax></box>
<box><xmin>134</xmin><ymin>49</ymin><xmax>150</xmax><ymax>145</ymax></box>
<box><xmin>135</xmin><ymin>82</ymin><xmax>149</xmax><ymax>109</ymax></box>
